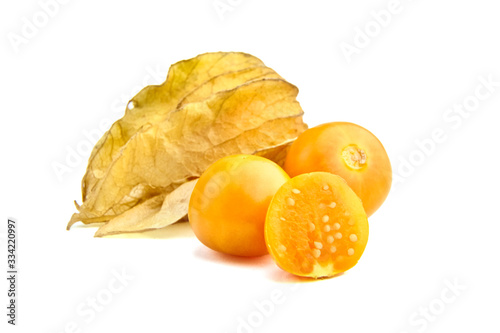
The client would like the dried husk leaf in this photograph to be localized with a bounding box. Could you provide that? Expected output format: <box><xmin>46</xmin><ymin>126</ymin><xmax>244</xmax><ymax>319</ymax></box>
<box><xmin>253</xmin><ymin>139</ymin><xmax>295</xmax><ymax>168</ymax></box>
<box><xmin>94</xmin><ymin>138</ymin><xmax>301</xmax><ymax>237</ymax></box>
<box><xmin>94</xmin><ymin>179</ymin><xmax>198</xmax><ymax>237</ymax></box>
<box><xmin>68</xmin><ymin>78</ymin><xmax>305</xmax><ymax>229</ymax></box>
<box><xmin>82</xmin><ymin>52</ymin><xmax>268</xmax><ymax>200</ymax></box>
<box><xmin>177</xmin><ymin>66</ymin><xmax>280</xmax><ymax>108</ymax></box>
<box><xmin>90</xmin><ymin>118</ymin><xmax>306</xmax><ymax>236</ymax></box>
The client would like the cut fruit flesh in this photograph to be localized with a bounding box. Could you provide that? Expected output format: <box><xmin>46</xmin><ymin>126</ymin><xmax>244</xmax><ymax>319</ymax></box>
<box><xmin>265</xmin><ymin>172</ymin><xmax>369</xmax><ymax>278</ymax></box>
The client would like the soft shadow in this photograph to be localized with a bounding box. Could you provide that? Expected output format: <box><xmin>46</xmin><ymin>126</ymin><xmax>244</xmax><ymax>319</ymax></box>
<box><xmin>102</xmin><ymin>222</ymin><xmax>195</xmax><ymax>239</ymax></box>
<box><xmin>194</xmin><ymin>246</ymin><xmax>274</xmax><ymax>268</ymax></box>
<box><xmin>71</xmin><ymin>222</ymin><xmax>106</xmax><ymax>229</ymax></box>
<box><xmin>266</xmin><ymin>266</ymin><xmax>345</xmax><ymax>283</ymax></box>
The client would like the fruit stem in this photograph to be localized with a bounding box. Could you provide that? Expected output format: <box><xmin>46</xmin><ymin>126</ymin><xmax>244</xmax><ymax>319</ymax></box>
<box><xmin>342</xmin><ymin>145</ymin><xmax>367</xmax><ymax>170</ymax></box>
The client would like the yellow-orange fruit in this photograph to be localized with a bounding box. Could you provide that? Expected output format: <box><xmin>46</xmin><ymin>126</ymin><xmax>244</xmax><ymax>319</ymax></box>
<box><xmin>265</xmin><ymin>172</ymin><xmax>369</xmax><ymax>278</ymax></box>
<box><xmin>284</xmin><ymin>122</ymin><xmax>392</xmax><ymax>216</ymax></box>
<box><xmin>189</xmin><ymin>155</ymin><xmax>290</xmax><ymax>257</ymax></box>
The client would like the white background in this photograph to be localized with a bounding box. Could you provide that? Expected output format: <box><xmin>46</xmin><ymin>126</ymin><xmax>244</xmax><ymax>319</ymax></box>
<box><xmin>1</xmin><ymin>0</ymin><xmax>500</xmax><ymax>332</ymax></box>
